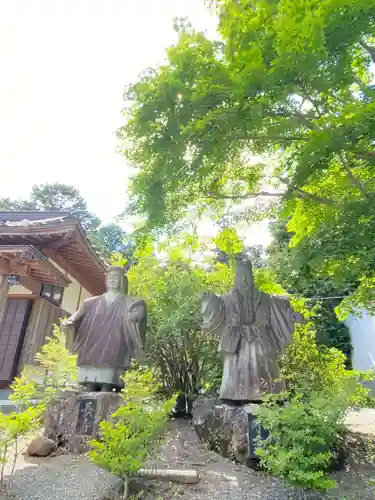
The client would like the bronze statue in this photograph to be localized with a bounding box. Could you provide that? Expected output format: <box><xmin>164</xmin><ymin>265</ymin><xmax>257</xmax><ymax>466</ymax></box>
<box><xmin>61</xmin><ymin>266</ymin><xmax>147</xmax><ymax>392</ymax></box>
<box><xmin>201</xmin><ymin>257</ymin><xmax>303</xmax><ymax>403</ymax></box>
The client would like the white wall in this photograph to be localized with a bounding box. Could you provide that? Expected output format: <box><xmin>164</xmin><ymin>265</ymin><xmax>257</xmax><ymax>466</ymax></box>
<box><xmin>345</xmin><ymin>311</ymin><xmax>375</xmax><ymax>394</ymax></box>
<box><xmin>48</xmin><ymin>258</ymin><xmax>91</xmax><ymax>314</ymax></box>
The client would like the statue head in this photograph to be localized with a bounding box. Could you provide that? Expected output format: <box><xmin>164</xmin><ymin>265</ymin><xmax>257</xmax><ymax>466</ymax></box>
<box><xmin>105</xmin><ymin>266</ymin><xmax>128</xmax><ymax>295</ymax></box>
<box><xmin>234</xmin><ymin>256</ymin><xmax>254</xmax><ymax>291</ymax></box>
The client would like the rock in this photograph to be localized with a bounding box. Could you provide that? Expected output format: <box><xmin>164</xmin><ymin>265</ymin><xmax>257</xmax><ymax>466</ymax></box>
<box><xmin>27</xmin><ymin>436</ymin><xmax>57</xmax><ymax>457</ymax></box>
<box><xmin>192</xmin><ymin>398</ymin><xmax>266</xmax><ymax>466</ymax></box>
<box><xmin>44</xmin><ymin>389</ymin><xmax>123</xmax><ymax>454</ymax></box>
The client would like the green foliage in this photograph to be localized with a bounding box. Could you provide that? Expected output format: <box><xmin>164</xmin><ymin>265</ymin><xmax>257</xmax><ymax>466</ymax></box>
<box><xmin>254</xmin><ymin>320</ymin><xmax>373</xmax><ymax>491</ymax></box>
<box><xmin>255</xmin><ymin>389</ymin><xmax>348</xmax><ymax>491</ymax></box>
<box><xmin>280</xmin><ymin>324</ymin><xmax>369</xmax><ymax>404</ymax></box>
<box><xmin>10</xmin><ymin>325</ymin><xmax>77</xmax><ymax>410</ymax></box>
<box><xmin>89</xmin><ymin>368</ymin><xmax>176</xmax><ymax>479</ymax></box>
<box><xmin>213</xmin><ymin>228</ymin><xmax>245</xmax><ymax>257</ymax></box>
<box><xmin>0</xmin><ymin>325</ymin><xmax>77</xmax><ymax>488</ymax></box>
<box><xmin>121</xmin><ymin>0</ymin><xmax>375</xmax><ymax>313</ymax></box>
<box><xmin>127</xmin><ymin>239</ymin><xmax>234</xmax><ymax>396</ymax></box>
<box><xmin>267</xmin><ymin>217</ymin><xmax>353</xmax><ymax>362</ymax></box>
<box><xmin>96</xmin><ymin>223</ymin><xmax>135</xmax><ymax>262</ymax></box>
<box><xmin>127</xmin><ymin>229</ymin><xmax>302</xmax><ymax>398</ymax></box>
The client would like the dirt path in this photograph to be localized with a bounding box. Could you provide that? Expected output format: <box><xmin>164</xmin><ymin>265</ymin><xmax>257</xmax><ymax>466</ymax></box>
<box><xmin>131</xmin><ymin>418</ymin><xmax>375</xmax><ymax>500</ymax></box>
<box><xmin>2</xmin><ymin>410</ymin><xmax>375</xmax><ymax>499</ymax></box>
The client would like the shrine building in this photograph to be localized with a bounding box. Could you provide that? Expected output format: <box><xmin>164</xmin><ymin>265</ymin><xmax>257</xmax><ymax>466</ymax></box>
<box><xmin>0</xmin><ymin>211</ymin><xmax>106</xmax><ymax>388</ymax></box>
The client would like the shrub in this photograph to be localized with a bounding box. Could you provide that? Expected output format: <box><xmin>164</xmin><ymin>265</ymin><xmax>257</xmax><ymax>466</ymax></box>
<box><xmin>127</xmin><ymin>240</ymin><xmax>233</xmax><ymax>399</ymax></box>
<box><xmin>10</xmin><ymin>324</ymin><xmax>78</xmax><ymax>410</ymax></box>
<box><xmin>0</xmin><ymin>325</ymin><xmax>77</xmax><ymax>489</ymax></box>
<box><xmin>254</xmin><ymin>321</ymin><xmax>373</xmax><ymax>492</ymax></box>
<box><xmin>280</xmin><ymin>323</ymin><xmax>371</xmax><ymax>404</ymax></box>
<box><xmin>89</xmin><ymin>368</ymin><xmax>177</xmax><ymax>497</ymax></box>
<box><xmin>255</xmin><ymin>388</ymin><xmax>352</xmax><ymax>491</ymax></box>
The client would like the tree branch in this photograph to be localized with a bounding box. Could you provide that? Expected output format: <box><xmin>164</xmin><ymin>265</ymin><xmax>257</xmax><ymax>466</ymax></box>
<box><xmin>206</xmin><ymin>191</ymin><xmax>284</xmax><ymax>200</ymax></box>
<box><xmin>294</xmin><ymin>187</ymin><xmax>337</xmax><ymax>206</ymax></box>
<box><xmin>207</xmin><ymin>185</ymin><xmax>336</xmax><ymax>206</ymax></box>
<box><xmin>353</xmin><ymin>151</ymin><xmax>375</xmax><ymax>161</ymax></box>
<box><xmin>360</xmin><ymin>40</ymin><xmax>375</xmax><ymax>64</ymax></box>
<box><xmin>338</xmin><ymin>153</ymin><xmax>368</xmax><ymax>197</ymax></box>
<box><xmin>245</xmin><ymin>134</ymin><xmax>309</xmax><ymax>142</ymax></box>
<box><xmin>276</xmin><ymin>176</ymin><xmax>337</xmax><ymax>206</ymax></box>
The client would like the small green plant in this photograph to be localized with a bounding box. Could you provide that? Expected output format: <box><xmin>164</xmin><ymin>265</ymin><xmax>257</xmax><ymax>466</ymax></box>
<box><xmin>89</xmin><ymin>367</ymin><xmax>177</xmax><ymax>498</ymax></box>
<box><xmin>10</xmin><ymin>324</ymin><xmax>77</xmax><ymax>410</ymax></box>
<box><xmin>255</xmin><ymin>389</ymin><xmax>350</xmax><ymax>491</ymax></box>
<box><xmin>254</xmin><ymin>322</ymin><xmax>373</xmax><ymax>492</ymax></box>
<box><xmin>0</xmin><ymin>325</ymin><xmax>77</xmax><ymax>489</ymax></box>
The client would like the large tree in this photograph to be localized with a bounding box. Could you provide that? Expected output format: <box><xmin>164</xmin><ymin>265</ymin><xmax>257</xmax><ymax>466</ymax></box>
<box><xmin>120</xmin><ymin>0</ymin><xmax>375</xmax><ymax>314</ymax></box>
<box><xmin>267</xmin><ymin>217</ymin><xmax>353</xmax><ymax>362</ymax></box>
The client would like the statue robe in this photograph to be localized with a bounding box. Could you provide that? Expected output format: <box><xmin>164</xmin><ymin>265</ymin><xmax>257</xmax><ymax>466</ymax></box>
<box><xmin>66</xmin><ymin>293</ymin><xmax>146</xmax><ymax>385</ymax></box>
<box><xmin>202</xmin><ymin>287</ymin><xmax>301</xmax><ymax>401</ymax></box>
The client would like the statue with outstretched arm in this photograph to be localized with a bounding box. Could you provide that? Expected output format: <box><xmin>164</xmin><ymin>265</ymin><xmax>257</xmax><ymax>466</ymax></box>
<box><xmin>61</xmin><ymin>266</ymin><xmax>147</xmax><ymax>392</ymax></box>
<box><xmin>201</xmin><ymin>257</ymin><xmax>303</xmax><ymax>403</ymax></box>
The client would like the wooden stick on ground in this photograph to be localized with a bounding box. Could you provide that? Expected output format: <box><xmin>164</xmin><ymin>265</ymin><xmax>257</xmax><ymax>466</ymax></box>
<box><xmin>137</xmin><ymin>468</ymin><xmax>200</xmax><ymax>484</ymax></box>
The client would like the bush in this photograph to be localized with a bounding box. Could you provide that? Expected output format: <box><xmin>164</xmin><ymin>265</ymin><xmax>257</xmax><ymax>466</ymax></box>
<box><xmin>280</xmin><ymin>323</ymin><xmax>370</xmax><ymax>404</ymax></box>
<box><xmin>0</xmin><ymin>325</ymin><xmax>77</xmax><ymax>489</ymax></box>
<box><xmin>127</xmin><ymin>240</ymin><xmax>233</xmax><ymax>399</ymax></box>
<box><xmin>254</xmin><ymin>321</ymin><xmax>373</xmax><ymax>492</ymax></box>
<box><xmin>89</xmin><ymin>367</ymin><xmax>177</xmax><ymax>496</ymax></box>
<box><xmin>10</xmin><ymin>324</ymin><xmax>78</xmax><ymax>410</ymax></box>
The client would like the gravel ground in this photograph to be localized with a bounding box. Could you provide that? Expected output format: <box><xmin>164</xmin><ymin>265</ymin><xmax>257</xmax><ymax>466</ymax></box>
<box><xmin>2</xmin><ymin>454</ymin><xmax>123</xmax><ymax>500</ymax></box>
<box><xmin>344</xmin><ymin>408</ymin><xmax>375</xmax><ymax>435</ymax></box>
<box><xmin>2</xmin><ymin>409</ymin><xmax>375</xmax><ymax>500</ymax></box>
<box><xmin>135</xmin><ymin>417</ymin><xmax>375</xmax><ymax>500</ymax></box>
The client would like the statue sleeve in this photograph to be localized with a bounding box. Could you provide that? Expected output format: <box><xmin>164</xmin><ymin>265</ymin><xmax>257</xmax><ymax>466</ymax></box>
<box><xmin>66</xmin><ymin>304</ymin><xmax>86</xmax><ymax>326</ymax></box>
<box><xmin>269</xmin><ymin>295</ymin><xmax>300</xmax><ymax>348</ymax></box>
<box><xmin>128</xmin><ymin>299</ymin><xmax>147</xmax><ymax>353</ymax></box>
<box><xmin>61</xmin><ymin>300</ymin><xmax>89</xmax><ymax>350</ymax></box>
<box><xmin>201</xmin><ymin>292</ymin><xmax>226</xmax><ymax>334</ymax></box>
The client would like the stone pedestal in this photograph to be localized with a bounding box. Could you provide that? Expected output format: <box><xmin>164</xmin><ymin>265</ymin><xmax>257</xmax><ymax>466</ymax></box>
<box><xmin>44</xmin><ymin>390</ymin><xmax>123</xmax><ymax>454</ymax></box>
<box><xmin>192</xmin><ymin>398</ymin><xmax>268</xmax><ymax>466</ymax></box>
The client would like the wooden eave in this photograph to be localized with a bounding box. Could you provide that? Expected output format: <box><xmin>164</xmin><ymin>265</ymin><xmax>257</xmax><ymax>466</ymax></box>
<box><xmin>0</xmin><ymin>215</ymin><xmax>107</xmax><ymax>295</ymax></box>
<box><xmin>0</xmin><ymin>245</ymin><xmax>72</xmax><ymax>287</ymax></box>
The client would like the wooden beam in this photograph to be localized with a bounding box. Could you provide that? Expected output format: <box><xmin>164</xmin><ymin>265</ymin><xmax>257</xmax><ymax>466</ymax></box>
<box><xmin>7</xmin><ymin>293</ymin><xmax>38</xmax><ymax>300</ymax></box>
<box><xmin>43</xmin><ymin>248</ymin><xmax>103</xmax><ymax>296</ymax></box>
<box><xmin>19</xmin><ymin>277</ymin><xmax>42</xmax><ymax>294</ymax></box>
<box><xmin>43</xmin><ymin>229</ymin><xmax>77</xmax><ymax>251</ymax></box>
<box><xmin>0</xmin><ymin>274</ymin><xmax>10</xmax><ymax>328</ymax></box>
<box><xmin>0</xmin><ymin>256</ymin><xmax>11</xmax><ymax>274</ymax></box>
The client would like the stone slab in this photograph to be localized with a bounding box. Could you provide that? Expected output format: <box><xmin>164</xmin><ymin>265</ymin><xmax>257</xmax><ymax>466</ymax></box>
<box><xmin>44</xmin><ymin>390</ymin><xmax>123</xmax><ymax>454</ymax></box>
<box><xmin>192</xmin><ymin>398</ymin><xmax>262</xmax><ymax>465</ymax></box>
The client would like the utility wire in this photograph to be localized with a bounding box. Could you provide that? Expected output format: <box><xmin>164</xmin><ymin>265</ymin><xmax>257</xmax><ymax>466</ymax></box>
<box><xmin>304</xmin><ymin>295</ymin><xmax>350</xmax><ymax>301</ymax></box>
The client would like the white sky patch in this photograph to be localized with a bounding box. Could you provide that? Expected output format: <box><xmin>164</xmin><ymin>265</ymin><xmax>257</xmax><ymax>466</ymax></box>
<box><xmin>0</xmin><ymin>0</ymin><xmax>270</xmax><ymax>245</ymax></box>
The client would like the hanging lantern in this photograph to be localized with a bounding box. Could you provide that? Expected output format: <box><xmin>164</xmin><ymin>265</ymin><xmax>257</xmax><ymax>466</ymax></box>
<box><xmin>7</xmin><ymin>274</ymin><xmax>20</xmax><ymax>286</ymax></box>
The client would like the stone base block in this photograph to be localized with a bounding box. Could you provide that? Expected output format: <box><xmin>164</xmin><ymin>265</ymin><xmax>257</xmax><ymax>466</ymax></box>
<box><xmin>44</xmin><ymin>390</ymin><xmax>123</xmax><ymax>454</ymax></box>
<box><xmin>192</xmin><ymin>398</ymin><xmax>266</xmax><ymax>466</ymax></box>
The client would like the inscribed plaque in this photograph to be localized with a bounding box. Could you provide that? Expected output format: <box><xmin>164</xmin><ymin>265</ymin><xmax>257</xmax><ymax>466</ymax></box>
<box><xmin>75</xmin><ymin>398</ymin><xmax>97</xmax><ymax>436</ymax></box>
<box><xmin>247</xmin><ymin>412</ymin><xmax>269</xmax><ymax>459</ymax></box>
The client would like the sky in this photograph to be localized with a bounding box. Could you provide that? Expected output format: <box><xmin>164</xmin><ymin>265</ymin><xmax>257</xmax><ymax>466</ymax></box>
<box><xmin>0</xmin><ymin>0</ymin><xmax>271</xmax><ymax>245</ymax></box>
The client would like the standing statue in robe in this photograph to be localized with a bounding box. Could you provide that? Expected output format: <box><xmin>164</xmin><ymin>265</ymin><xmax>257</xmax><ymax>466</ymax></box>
<box><xmin>61</xmin><ymin>266</ymin><xmax>147</xmax><ymax>392</ymax></box>
<box><xmin>201</xmin><ymin>257</ymin><xmax>303</xmax><ymax>403</ymax></box>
